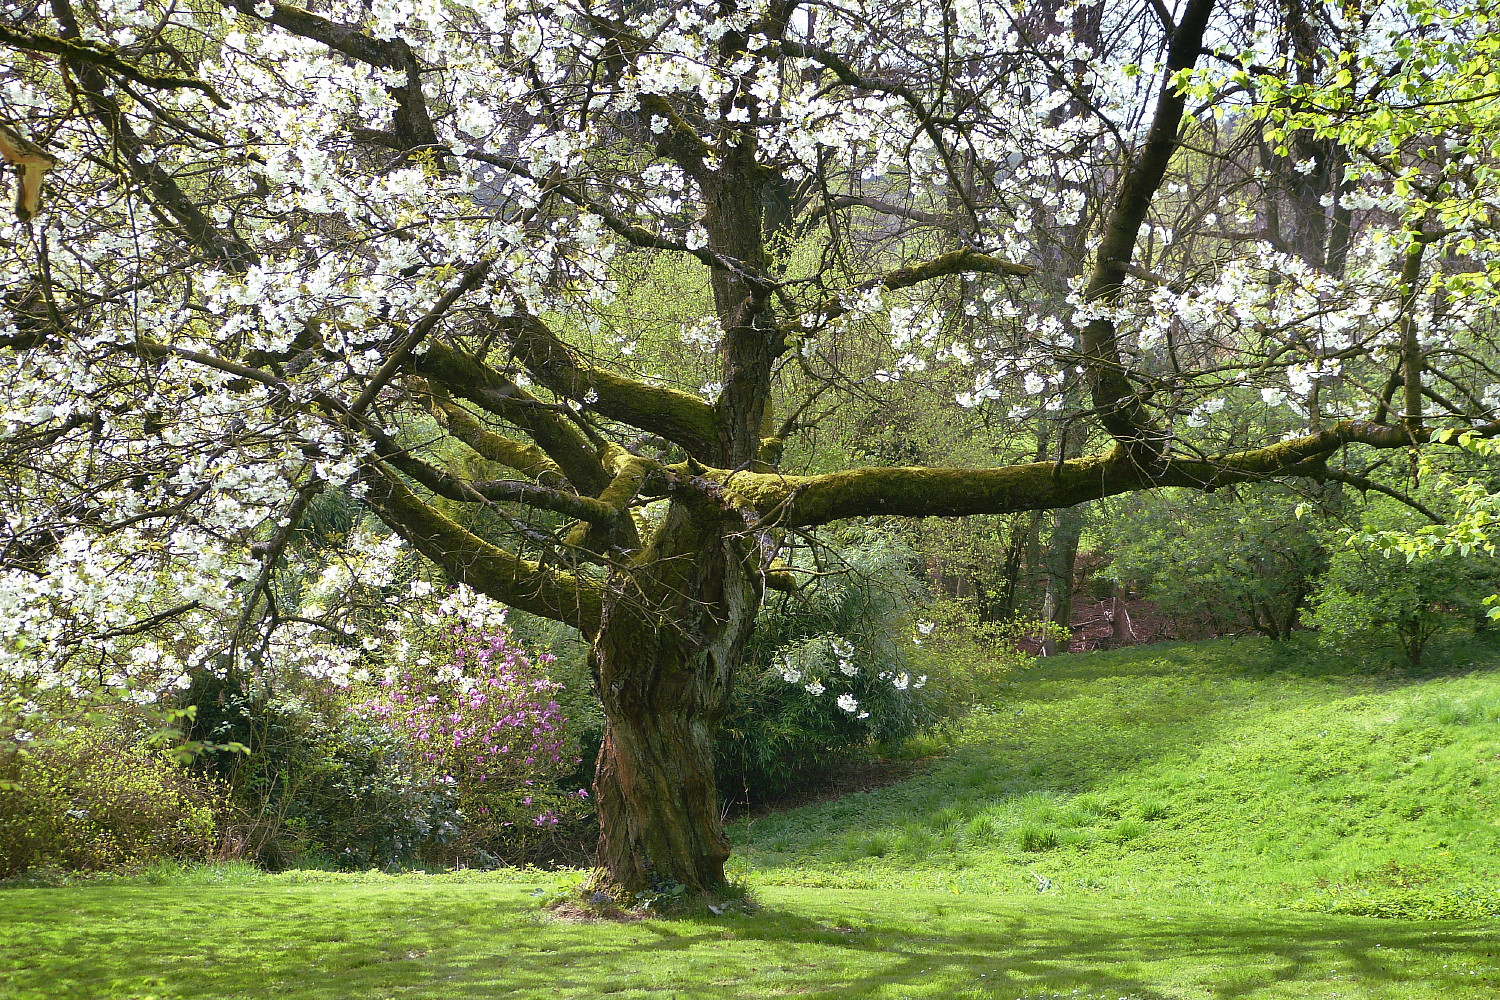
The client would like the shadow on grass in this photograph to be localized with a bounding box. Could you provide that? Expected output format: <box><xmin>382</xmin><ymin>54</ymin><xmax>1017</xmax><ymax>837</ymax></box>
<box><xmin>3</xmin><ymin>885</ymin><xmax>1495</xmax><ymax>999</ymax></box>
<box><xmin>562</xmin><ymin>896</ymin><xmax>1497</xmax><ymax>1000</ymax></box>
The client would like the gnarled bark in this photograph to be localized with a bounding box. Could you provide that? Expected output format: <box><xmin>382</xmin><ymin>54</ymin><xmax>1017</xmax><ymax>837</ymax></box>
<box><xmin>587</xmin><ymin>499</ymin><xmax>763</xmax><ymax>895</ymax></box>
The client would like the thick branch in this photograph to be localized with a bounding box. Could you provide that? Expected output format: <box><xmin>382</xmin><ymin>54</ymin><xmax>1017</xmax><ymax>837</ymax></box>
<box><xmin>881</xmin><ymin>247</ymin><xmax>1033</xmax><ymax>288</ymax></box>
<box><xmin>501</xmin><ymin>311</ymin><xmax>721</xmax><ymax>457</ymax></box>
<box><xmin>373</xmin><ymin>442</ymin><xmax>617</xmax><ymax>523</ymax></box>
<box><xmin>220</xmin><ymin>0</ymin><xmax>437</xmax><ymax>149</ymax></box>
<box><xmin>807</xmin><ymin>247</ymin><xmax>1032</xmax><ymax>327</ymax></box>
<box><xmin>361</xmin><ymin>463</ymin><xmax>602</xmax><ymax>631</ymax></box>
<box><xmin>0</xmin><ymin>26</ymin><xmax>227</xmax><ymax>104</ymax></box>
<box><xmin>412</xmin><ymin>342</ymin><xmax>611</xmax><ymax>494</ymax></box>
<box><xmin>1078</xmin><ymin>0</ymin><xmax>1215</xmax><ymax>446</ymax></box>
<box><xmin>428</xmin><ymin>394</ymin><xmax>566</xmax><ymax>483</ymax></box>
<box><xmin>723</xmin><ymin>418</ymin><xmax>1452</xmax><ymax>527</ymax></box>
<box><xmin>563</xmin><ymin>447</ymin><xmax>650</xmax><ymax>552</ymax></box>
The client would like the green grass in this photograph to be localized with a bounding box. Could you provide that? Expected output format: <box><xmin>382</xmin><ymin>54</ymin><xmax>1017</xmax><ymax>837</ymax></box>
<box><xmin>3</xmin><ymin>876</ymin><xmax>1498</xmax><ymax>999</ymax></box>
<box><xmin>6</xmin><ymin>635</ymin><xmax>1500</xmax><ymax>998</ymax></box>
<box><xmin>732</xmin><ymin>635</ymin><xmax>1500</xmax><ymax>918</ymax></box>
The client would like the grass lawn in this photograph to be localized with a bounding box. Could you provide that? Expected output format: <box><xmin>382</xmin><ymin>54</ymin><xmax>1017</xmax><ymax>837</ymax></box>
<box><xmin>5</xmin><ymin>635</ymin><xmax>1500</xmax><ymax>998</ymax></box>
<box><xmin>2</xmin><ymin>876</ymin><xmax>1498</xmax><ymax>999</ymax></box>
<box><xmin>734</xmin><ymin>635</ymin><xmax>1500</xmax><ymax>918</ymax></box>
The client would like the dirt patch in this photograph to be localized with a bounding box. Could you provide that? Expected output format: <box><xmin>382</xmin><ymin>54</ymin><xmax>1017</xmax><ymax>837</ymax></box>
<box><xmin>1066</xmin><ymin>596</ymin><xmax>1184</xmax><ymax>651</ymax></box>
<box><xmin>544</xmin><ymin>898</ymin><xmax>645</xmax><ymax>923</ymax></box>
<box><xmin>723</xmin><ymin>754</ymin><xmax>927</xmax><ymax>821</ymax></box>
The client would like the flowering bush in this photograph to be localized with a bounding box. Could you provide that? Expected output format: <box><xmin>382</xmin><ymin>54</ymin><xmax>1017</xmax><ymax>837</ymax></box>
<box><xmin>182</xmin><ymin>584</ymin><xmax>592</xmax><ymax>870</ymax></box>
<box><xmin>722</xmin><ymin>531</ymin><xmax>937</xmax><ymax>801</ymax></box>
<box><xmin>188</xmin><ymin>679</ymin><xmax>464</xmax><ymax>871</ymax></box>
<box><xmin>362</xmin><ymin>612</ymin><xmax>587</xmax><ymax>856</ymax></box>
<box><xmin>768</xmin><ymin>631</ymin><xmax>928</xmax><ymax>730</ymax></box>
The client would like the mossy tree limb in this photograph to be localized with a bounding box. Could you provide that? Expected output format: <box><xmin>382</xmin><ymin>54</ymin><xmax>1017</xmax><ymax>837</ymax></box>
<box><xmin>713</xmin><ymin>419</ymin><xmax>1479</xmax><ymax>527</ymax></box>
<box><xmin>360</xmin><ymin>463</ymin><xmax>603</xmax><ymax>633</ymax></box>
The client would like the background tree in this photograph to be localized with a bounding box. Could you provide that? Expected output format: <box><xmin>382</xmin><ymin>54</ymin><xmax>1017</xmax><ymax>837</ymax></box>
<box><xmin>1102</xmin><ymin>486</ymin><xmax>1330</xmax><ymax>641</ymax></box>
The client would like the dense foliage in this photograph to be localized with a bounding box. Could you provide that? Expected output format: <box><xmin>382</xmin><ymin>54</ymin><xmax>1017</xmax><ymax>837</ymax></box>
<box><xmin>0</xmin><ymin>721</ymin><xmax>217</xmax><ymax>878</ymax></box>
<box><xmin>192</xmin><ymin>593</ymin><xmax>594</xmax><ymax>870</ymax></box>
<box><xmin>1309</xmin><ymin>499</ymin><xmax>1500</xmax><ymax>666</ymax></box>
<box><xmin>721</xmin><ymin>531</ymin><xmax>932</xmax><ymax>800</ymax></box>
<box><xmin>189</xmin><ymin>676</ymin><xmax>461</xmax><ymax>869</ymax></box>
<box><xmin>1104</xmin><ymin>487</ymin><xmax>1331</xmax><ymax>640</ymax></box>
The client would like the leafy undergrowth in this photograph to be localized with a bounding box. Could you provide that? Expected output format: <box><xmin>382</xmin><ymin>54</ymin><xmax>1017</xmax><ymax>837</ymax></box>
<box><xmin>730</xmin><ymin>634</ymin><xmax>1500</xmax><ymax>919</ymax></box>
<box><xmin>3</xmin><ymin>878</ymin><xmax>1499</xmax><ymax>999</ymax></box>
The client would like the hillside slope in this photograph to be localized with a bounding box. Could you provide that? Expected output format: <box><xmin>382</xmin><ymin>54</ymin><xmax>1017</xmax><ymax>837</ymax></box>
<box><xmin>731</xmin><ymin>635</ymin><xmax>1500</xmax><ymax>918</ymax></box>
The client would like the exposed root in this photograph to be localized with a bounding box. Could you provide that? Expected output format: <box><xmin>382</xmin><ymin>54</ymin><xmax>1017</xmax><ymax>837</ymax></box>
<box><xmin>543</xmin><ymin>897</ymin><xmax>645</xmax><ymax>923</ymax></box>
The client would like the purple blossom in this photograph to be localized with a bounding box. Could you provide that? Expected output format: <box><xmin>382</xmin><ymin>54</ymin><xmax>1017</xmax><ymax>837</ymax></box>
<box><xmin>357</xmin><ymin>619</ymin><xmax>581</xmax><ymax>835</ymax></box>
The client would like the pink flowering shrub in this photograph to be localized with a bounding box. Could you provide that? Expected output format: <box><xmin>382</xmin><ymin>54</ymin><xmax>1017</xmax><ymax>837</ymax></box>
<box><xmin>362</xmin><ymin>618</ymin><xmax>588</xmax><ymax>858</ymax></box>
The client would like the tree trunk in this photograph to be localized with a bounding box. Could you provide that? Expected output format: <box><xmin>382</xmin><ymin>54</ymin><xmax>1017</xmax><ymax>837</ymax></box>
<box><xmin>591</xmin><ymin>694</ymin><xmax>731</xmax><ymax>896</ymax></box>
<box><xmin>1040</xmin><ymin>505</ymin><xmax>1083</xmax><ymax>654</ymax></box>
<box><xmin>587</xmin><ymin>499</ymin><xmax>763</xmax><ymax>897</ymax></box>
<box><xmin>1110</xmin><ymin>593</ymin><xmax>1135</xmax><ymax>645</ymax></box>
<box><xmin>995</xmin><ymin>515</ymin><xmax>1028</xmax><ymax>620</ymax></box>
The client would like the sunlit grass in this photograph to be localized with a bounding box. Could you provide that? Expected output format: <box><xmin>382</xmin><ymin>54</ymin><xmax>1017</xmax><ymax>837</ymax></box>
<box><xmin>3</xmin><ymin>877</ymin><xmax>1498</xmax><ymax>999</ymax></box>
<box><xmin>731</xmin><ymin>634</ymin><xmax>1500</xmax><ymax>917</ymax></box>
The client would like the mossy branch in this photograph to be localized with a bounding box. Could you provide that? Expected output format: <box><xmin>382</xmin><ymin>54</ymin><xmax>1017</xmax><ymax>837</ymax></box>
<box><xmin>805</xmin><ymin>247</ymin><xmax>1033</xmax><ymax>327</ymax></box>
<box><xmin>429</xmin><ymin>394</ymin><xmax>566</xmax><ymax>484</ymax></box>
<box><xmin>562</xmin><ymin>447</ymin><xmax>651</xmax><ymax>553</ymax></box>
<box><xmin>360</xmin><ymin>463</ymin><xmax>603</xmax><ymax>632</ymax></box>
<box><xmin>370</xmin><ymin>440</ymin><xmax>617</xmax><ymax>524</ymax></box>
<box><xmin>0</xmin><ymin>26</ymin><xmax>228</xmax><ymax>106</ymax></box>
<box><xmin>718</xmin><ymin>419</ymin><xmax>1472</xmax><ymax>527</ymax></box>
<box><xmin>879</xmin><ymin>247</ymin><xmax>1034</xmax><ymax>287</ymax></box>
<box><xmin>501</xmin><ymin>312</ymin><xmax>722</xmax><ymax>458</ymax></box>
<box><xmin>412</xmin><ymin>343</ymin><xmax>611</xmax><ymax>495</ymax></box>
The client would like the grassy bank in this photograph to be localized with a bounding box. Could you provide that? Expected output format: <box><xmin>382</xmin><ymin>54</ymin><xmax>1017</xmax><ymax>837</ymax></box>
<box><xmin>733</xmin><ymin>635</ymin><xmax>1500</xmax><ymax>918</ymax></box>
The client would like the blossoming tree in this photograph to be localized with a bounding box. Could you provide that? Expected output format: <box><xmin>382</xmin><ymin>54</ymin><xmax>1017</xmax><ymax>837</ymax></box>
<box><xmin>5</xmin><ymin>0</ymin><xmax>1500</xmax><ymax>894</ymax></box>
